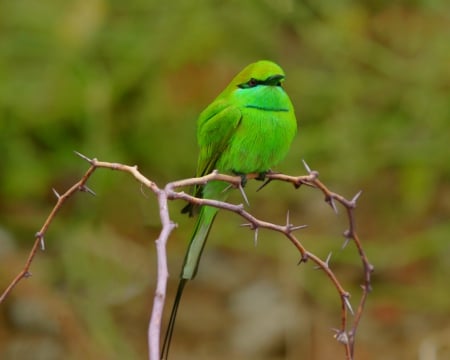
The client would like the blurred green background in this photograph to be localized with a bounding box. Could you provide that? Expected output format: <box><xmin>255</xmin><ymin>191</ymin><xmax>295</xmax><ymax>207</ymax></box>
<box><xmin>1</xmin><ymin>1</ymin><xmax>449</xmax><ymax>359</ymax></box>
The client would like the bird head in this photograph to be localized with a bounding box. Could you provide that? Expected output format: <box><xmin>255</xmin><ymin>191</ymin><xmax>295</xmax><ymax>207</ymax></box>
<box><xmin>223</xmin><ymin>60</ymin><xmax>286</xmax><ymax>94</ymax></box>
<box><xmin>218</xmin><ymin>60</ymin><xmax>291</xmax><ymax>112</ymax></box>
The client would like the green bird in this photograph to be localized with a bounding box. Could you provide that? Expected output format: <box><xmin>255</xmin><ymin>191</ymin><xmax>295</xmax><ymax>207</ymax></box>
<box><xmin>161</xmin><ymin>60</ymin><xmax>297</xmax><ymax>359</ymax></box>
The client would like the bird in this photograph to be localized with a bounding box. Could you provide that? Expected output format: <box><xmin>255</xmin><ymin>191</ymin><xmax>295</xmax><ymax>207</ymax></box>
<box><xmin>161</xmin><ymin>60</ymin><xmax>297</xmax><ymax>359</ymax></box>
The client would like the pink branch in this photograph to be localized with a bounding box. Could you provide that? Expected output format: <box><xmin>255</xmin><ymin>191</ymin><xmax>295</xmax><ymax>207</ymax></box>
<box><xmin>0</xmin><ymin>153</ymin><xmax>373</xmax><ymax>360</ymax></box>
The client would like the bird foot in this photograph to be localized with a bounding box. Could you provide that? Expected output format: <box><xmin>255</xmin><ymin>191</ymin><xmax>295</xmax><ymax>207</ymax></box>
<box><xmin>255</xmin><ymin>170</ymin><xmax>270</xmax><ymax>181</ymax></box>
<box><xmin>232</xmin><ymin>171</ymin><xmax>248</xmax><ymax>187</ymax></box>
<box><xmin>256</xmin><ymin>170</ymin><xmax>278</xmax><ymax>191</ymax></box>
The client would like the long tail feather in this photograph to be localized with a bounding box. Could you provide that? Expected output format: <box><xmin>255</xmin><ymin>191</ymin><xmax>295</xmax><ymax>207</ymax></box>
<box><xmin>161</xmin><ymin>181</ymin><xmax>229</xmax><ymax>358</ymax></box>
<box><xmin>161</xmin><ymin>279</ymin><xmax>187</xmax><ymax>360</ymax></box>
<box><xmin>160</xmin><ymin>208</ymin><xmax>217</xmax><ymax>359</ymax></box>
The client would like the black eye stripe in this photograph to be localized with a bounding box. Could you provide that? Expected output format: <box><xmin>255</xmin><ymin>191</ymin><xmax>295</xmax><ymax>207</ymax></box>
<box><xmin>238</xmin><ymin>78</ymin><xmax>262</xmax><ymax>89</ymax></box>
<box><xmin>237</xmin><ymin>74</ymin><xmax>284</xmax><ymax>89</ymax></box>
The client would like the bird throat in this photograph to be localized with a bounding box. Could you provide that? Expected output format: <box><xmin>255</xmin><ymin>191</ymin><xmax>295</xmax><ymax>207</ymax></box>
<box><xmin>245</xmin><ymin>104</ymin><xmax>289</xmax><ymax>112</ymax></box>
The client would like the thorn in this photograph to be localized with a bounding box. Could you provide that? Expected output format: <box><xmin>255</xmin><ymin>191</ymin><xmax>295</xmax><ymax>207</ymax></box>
<box><xmin>326</xmin><ymin>196</ymin><xmax>338</xmax><ymax>214</ymax></box>
<box><xmin>73</xmin><ymin>151</ymin><xmax>92</xmax><ymax>163</ymax></box>
<box><xmin>302</xmin><ymin>159</ymin><xmax>312</xmax><ymax>174</ymax></box>
<box><xmin>35</xmin><ymin>232</ymin><xmax>45</xmax><ymax>251</ymax></box>
<box><xmin>302</xmin><ymin>160</ymin><xmax>319</xmax><ymax>179</ymax></box>
<box><xmin>332</xmin><ymin>329</ymin><xmax>349</xmax><ymax>344</ymax></box>
<box><xmin>351</xmin><ymin>190</ymin><xmax>363</xmax><ymax>206</ymax></box>
<box><xmin>289</xmin><ymin>224</ymin><xmax>308</xmax><ymax>232</ymax></box>
<box><xmin>140</xmin><ymin>183</ymin><xmax>149</xmax><ymax>198</ymax></box>
<box><xmin>314</xmin><ymin>252</ymin><xmax>332</xmax><ymax>270</ymax></box>
<box><xmin>341</xmin><ymin>237</ymin><xmax>351</xmax><ymax>249</ymax></box>
<box><xmin>240</xmin><ymin>223</ymin><xmax>259</xmax><ymax>245</ymax></box>
<box><xmin>361</xmin><ymin>283</ymin><xmax>373</xmax><ymax>292</ymax></box>
<box><xmin>297</xmin><ymin>254</ymin><xmax>308</xmax><ymax>265</ymax></box>
<box><xmin>342</xmin><ymin>229</ymin><xmax>352</xmax><ymax>248</ymax></box>
<box><xmin>79</xmin><ymin>185</ymin><xmax>96</xmax><ymax>196</ymax></box>
<box><xmin>293</xmin><ymin>181</ymin><xmax>302</xmax><ymax>189</ymax></box>
<box><xmin>24</xmin><ymin>271</ymin><xmax>32</xmax><ymax>278</ymax></box>
<box><xmin>240</xmin><ymin>223</ymin><xmax>253</xmax><ymax>228</ymax></box>
<box><xmin>325</xmin><ymin>252</ymin><xmax>332</xmax><ymax>267</ymax></box>
<box><xmin>285</xmin><ymin>211</ymin><xmax>308</xmax><ymax>233</ymax></box>
<box><xmin>238</xmin><ymin>183</ymin><xmax>250</xmax><ymax>206</ymax></box>
<box><xmin>222</xmin><ymin>184</ymin><xmax>233</xmax><ymax>193</ymax></box>
<box><xmin>52</xmin><ymin>188</ymin><xmax>61</xmax><ymax>199</ymax></box>
<box><xmin>343</xmin><ymin>294</ymin><xmax>354</xmax><ymax>315</ymax></box>
<box><xmin>256</xmin><ymin>178</ymin><xmax>272</xmax><ymax>192</ymax></box>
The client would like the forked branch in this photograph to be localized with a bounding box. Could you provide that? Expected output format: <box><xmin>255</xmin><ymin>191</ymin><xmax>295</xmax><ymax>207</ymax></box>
<box><xmin>0</xmin><ymin>153</ymin><xmax>373</xmax><ymax>360</ymax></box>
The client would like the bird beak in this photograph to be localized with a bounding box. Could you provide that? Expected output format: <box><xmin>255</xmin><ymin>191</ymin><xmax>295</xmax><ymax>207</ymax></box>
<box><xmin>265</xmin><ymin>74</ymin><xmax>285</xmax><ymax>86</ymax></box>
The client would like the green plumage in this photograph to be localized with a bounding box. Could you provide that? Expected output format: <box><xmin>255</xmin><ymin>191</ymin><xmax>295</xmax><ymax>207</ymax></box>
<box><xmin>161</xmin><ymin>60</ymin><xmax>297</xmax><ymax>359</ymax></box>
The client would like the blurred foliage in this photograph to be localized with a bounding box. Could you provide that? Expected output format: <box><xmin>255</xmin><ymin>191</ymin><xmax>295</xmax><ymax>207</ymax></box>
<box><xmin>1</xmin><ymin>0</ymin><xmax>449</xmax><ymax>359</ymax></box>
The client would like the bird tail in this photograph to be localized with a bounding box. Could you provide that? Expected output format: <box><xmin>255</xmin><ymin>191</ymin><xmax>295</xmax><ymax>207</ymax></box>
<box><xmin>160</xmin><ymin>278</ymin><xmax>186</xmax><ymax>360</ymax></box>
<box><xmin>161</xmin><ymin>180</ymin><xmax>229</xmax><ymax>359</ymax></box>
<box><xmin>161</xmin><ymin>205</ymin><xmax>219</xmax><ymax>359</ymax></box>
<box><xmin>180</xmin><ymin>205</ymin><xmax>218</xmax><ymax>279</ymax></box>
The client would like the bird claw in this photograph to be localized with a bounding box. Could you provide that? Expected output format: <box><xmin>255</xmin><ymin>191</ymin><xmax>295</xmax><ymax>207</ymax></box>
<box><xmin>233</xmin><ymin>171</ymin><xmax>248</xmax><ymax>187</ymax></box>
<box><xmin>255</xmin><ymin>170</ymin><xmax>270</xmax><ymax>181</ymax></box>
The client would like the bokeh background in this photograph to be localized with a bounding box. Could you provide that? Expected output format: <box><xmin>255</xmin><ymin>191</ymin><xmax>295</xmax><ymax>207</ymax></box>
<box><xmin>1</xmin><ymin>1</ymin><xmax>449</xmax><ymax>359</ymax></box>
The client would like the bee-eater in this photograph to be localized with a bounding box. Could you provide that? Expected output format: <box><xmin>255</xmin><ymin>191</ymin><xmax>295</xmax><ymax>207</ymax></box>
<box><xmin>161</xmin><ymin>60</ymin><xmax>297</xmax><ymax>358</ymax></box>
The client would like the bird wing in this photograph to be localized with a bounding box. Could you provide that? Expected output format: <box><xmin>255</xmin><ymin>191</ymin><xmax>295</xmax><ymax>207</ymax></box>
<box><xmin>182</xmin><ymin>100</ymin><xmax>242</xmax><ymax>215</ymax></box>
<box><xmin>196</xmin><ymin>99</ymin><xmax>242</xmax><ymax>177</ymax></box>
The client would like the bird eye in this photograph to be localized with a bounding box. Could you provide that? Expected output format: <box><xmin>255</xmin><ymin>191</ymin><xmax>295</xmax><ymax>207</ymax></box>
<box><xmin>237</xmin><ymin>78</ymin><xmax>260</xmax><ymax>89</ymax></box>
<box><xmin>248</xmin><ymin>78</ymin><xmax>258</xmax><ymax>87</ymax></box>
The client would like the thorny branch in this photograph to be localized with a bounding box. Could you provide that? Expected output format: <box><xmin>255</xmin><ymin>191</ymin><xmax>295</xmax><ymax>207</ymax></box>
<box><xmin>0</xmin><ymin>153</ymin><xmax>373</xmax><ymax>360</ymax></box>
